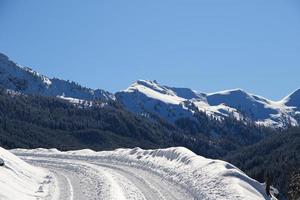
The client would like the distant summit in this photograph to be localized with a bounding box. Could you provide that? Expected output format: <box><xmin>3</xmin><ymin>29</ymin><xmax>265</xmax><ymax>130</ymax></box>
<box><xmin>0</xmin><ymin>52</ymin><xmax>114</xmax><ymax>102</ymax></box>
<box><xmin>117</xmin><ymin>80</ymin><xmax>299</xmax><ymax>128</ymax></box>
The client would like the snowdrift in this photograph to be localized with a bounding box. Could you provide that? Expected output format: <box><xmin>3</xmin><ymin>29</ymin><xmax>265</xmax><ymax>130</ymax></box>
<box><xmin>89</xmin><ymin>147</ymin><xmax>271</xmax><ymax>200</ymax></box>
<box><xmin>13</xmin><ymin>147</ymin><xmax>273</xmax><ymax>200</ymax></box>
<box><xmin>0</xmin><ymin>147</ymin><xmax>51</xmax><ymax>200</ymax></box>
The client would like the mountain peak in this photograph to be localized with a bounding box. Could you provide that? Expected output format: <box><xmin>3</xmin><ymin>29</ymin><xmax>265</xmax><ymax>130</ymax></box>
<box><xmin>283</xmin><ymin>88</ymin><xmax>300</xmax><ymax>109</ymax></box>
<box><xmin>135</xmin><ymin>79</ymin><xmax>159</xmax><ymax>87</ymax></box>
<box><xmin>208</xmin><ymin>88</ymin><xmax>248</xmax><ymax>96</ymax></box>
<box><xmin>230</xmin><ymin>88</ymin><xmax>246</xmax><ymax>93</ymax></box>
<box><xmin>285</xmin><ymin>88</ymin><xmax>300</xmax><ymax>99</ymax></box>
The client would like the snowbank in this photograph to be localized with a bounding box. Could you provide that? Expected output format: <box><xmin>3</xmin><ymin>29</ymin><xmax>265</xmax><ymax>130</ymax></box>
<box><xmin>96</xmin><ymin>147</ymin><xmax>271</xmax><ymax>200</ymax></box>
<box><xmin>0</xmin><ymin>147</ymin><xmax>51</xmax><ymax>200</ymax></box>
<box><xmin>13</xmin><ymin>147</ymin><xmax>273</xmax><ymax>200</ymax></box>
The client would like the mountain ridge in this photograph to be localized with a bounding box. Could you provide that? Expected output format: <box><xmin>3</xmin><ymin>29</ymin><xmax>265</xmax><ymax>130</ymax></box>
<box><xmin>0</xmin><ymin>53</ymin><xmax>114</xmax><ymax>102</ymax></box>
<box><xmin>117</xmin><ymin>79</ymin><xmax>299</xmax><ymax>128</ymax></box>
<box><xmin>1</xmin><ymin>52</ymin><xmax>299</xmax><ymax>128</ymax></box>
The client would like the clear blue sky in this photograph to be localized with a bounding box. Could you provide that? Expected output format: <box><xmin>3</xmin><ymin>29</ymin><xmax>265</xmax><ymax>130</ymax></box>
<box><xmin>0</xmin><ymin>0</ymin><xmax>300</xmax><ymax>100</ymax></box>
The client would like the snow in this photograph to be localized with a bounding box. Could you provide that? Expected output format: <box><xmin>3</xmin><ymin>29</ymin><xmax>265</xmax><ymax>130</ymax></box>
<box><xmin>166</xmin><ymin>86</ymin><xmax>205</xmax><ymax>100</ymax></box>
<box><xmin>117</xmin><ymin>81</ymin><xmax>195</xmax><ymax>122</ymax></box>
<box><xmin>192</xmin><ymin>100</ymin><xmax>243</xmax><ymax>120</ymax></box>
<box><xmin>22</xmin><ymin>66</ymin><xmax>52</xmax><ymax>86</ymax></box>
<box><xmin>206</xmin><ymin>89</ymin><xmax>298</xmax><ymax>128</ymax></box>
<box><xmin>57</xmin><ymin>95</ymin><xmax>94</xmax><ymax>107</ymax></box>
<box><xmin>0</xmin><ymin>52</ymin><xmax>114</xmax><ymax>102</ymax></box>
<box><xmin>12</xmin><ymin>146</ymin><xmax>275</xmax><ymax>200</ymax></box>
<box><xmin>5</xmin><ymin>89</ymin><xmax>22</xmax><ymax>96</ymax></box>
<box><xmin>117</xmin><ymin>80</ymin><xmax>300</xmax><ymax>128</ymax></box>
<box><xmin>124</xmin><ymin>80</ymin><xmax>185</xmax><ymax>105</ymax></box>
<box><xmin>0</xmin><ymin>147</ymin><xmax>52</xmax><ymax>200</ymax></box>
<box><xmin>207</xmin><ymin>88</ymin><xmax>246</xmax><ymax>96</ymax></box>
<box><xmin>207</xmin><ymin>89</ymin><xmax>276</xmax><ymax>119</ymax></box>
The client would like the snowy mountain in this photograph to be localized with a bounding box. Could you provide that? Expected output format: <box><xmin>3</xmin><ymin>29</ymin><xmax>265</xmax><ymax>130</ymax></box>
<box><xmin>206</xmin><ymin>89</ymin><xmax>297</xmax><ymax>127</ymax></box>
<box><xmin>116</xmin><ymin>80</ymin><xmax>299</xmax><ymax>128</ymax></box>
<box><xmin>11</xmin><ymin>146</ymin><xmax>275</xmax><ymax>200</ymax></box>
<box><xmin>0</xmin><ymin>53</ymin><xmax>114</xmax><ymax>101</ymax></box>
<box><xmin>0</xmin><ymin>52</ymin><xmax>299</xmax><ymax>128</ymax></box>
<box><xmin>115</xmin><ymin>80</ymin><xmax>196</xmax><ymax>121</ymax></box>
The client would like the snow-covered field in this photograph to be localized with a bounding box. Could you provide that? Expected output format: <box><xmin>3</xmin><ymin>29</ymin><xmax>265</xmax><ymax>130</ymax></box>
<box><xmin>0</xmin><ymin>147</ymin><xmax>274</xmax><ymax>200</ymax></box>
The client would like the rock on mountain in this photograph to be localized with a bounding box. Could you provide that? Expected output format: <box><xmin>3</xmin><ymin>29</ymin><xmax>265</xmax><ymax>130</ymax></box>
<box><xmin>0</xmin><ymin>53</ymin><xmax>114</xmax><ymax>101</ymax></box>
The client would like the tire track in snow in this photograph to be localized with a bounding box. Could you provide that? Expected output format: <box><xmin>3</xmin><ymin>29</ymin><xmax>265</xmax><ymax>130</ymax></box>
<box><xmin>22</xmin><ymin>157</ymin><xmax>144</xmax><ymax>200</ymax></box>
<box><xmin>49</xmin><ymin>170</ymin><xmax>74</xmax><ymax>200</ymax></box>
<box><xmin>62</xmin><ymin>172</ymin><xmax>74</xmax><ymax>200</ymax></box>
<box><xmin>19</xmin><ymin>155</ymin><xmax>194</xmax><ymax>200</ymax></box>
<box><xmin>93</xmin><ymin>162</ymin><xmax>191</xmax><ymax>200</ymax></box>
<box><xmin>95</xmin><ymin>163</ymin><xmax>167</xmax><ymax>200</ymax></box>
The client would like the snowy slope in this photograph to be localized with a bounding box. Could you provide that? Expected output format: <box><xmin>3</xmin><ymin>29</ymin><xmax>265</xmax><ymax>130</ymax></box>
<box><xmin>282</xmin><ymin>89</ymin><xmax>300</xmax><ymax>111</ymax></box>
<box><xmin>0</xmin><ymin>53</ymin><xmax>114</xmax><ymax>102</ymax></box>
<box><xmin>116</xmin><ymin>80</ymin><xmax>299</xmax><ymax>128</ymax></box>
<box><xmin>115</xmin><ymin>80</ymin><xmax>196</xmax><ymax>121</ymax></box>
<box><xmin>12</xmin><ymin>147</ymin><xmax>275</xmax><ymax>200</ymax></box>
<box><xmin>207</xmin><ymin>89</ymin><xmax>297</xmax><ymax>127</ymax></box>
<box><xmin>0</xmin><ymin>147</ymin><xmax>52</xmax><ymax>200</ymax></box>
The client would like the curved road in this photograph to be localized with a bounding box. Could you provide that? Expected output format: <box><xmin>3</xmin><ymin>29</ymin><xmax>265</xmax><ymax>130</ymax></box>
<box><xmin>19</xmin><ymin>155</ymin><xmax>194</xmax><ymax>200</ymax></box>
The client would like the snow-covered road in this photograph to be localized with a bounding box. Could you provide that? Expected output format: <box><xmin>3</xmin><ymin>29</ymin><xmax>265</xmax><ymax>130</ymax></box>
<box><xmin>20</xmin><ymin>155</ymin><xmax>194</xmax><ymax>200</ymax></box>
<box><xmin>10</xmin><ymin>147</ymin><xmax>272</xmax><ymax>200</ymax></box>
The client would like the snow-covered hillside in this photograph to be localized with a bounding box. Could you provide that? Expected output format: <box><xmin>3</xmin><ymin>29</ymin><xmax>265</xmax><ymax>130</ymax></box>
<box><xmin>0</xmin><ymin>147</ymin><xmax>52</xmax><ymax>200</ymax></box>
<box><xmin>115</xmin><ymin>80</ymin><xmax>196</xmax><ymax>121</ymax></box>
<box><xmin>207</xmin><ymin>89</ymin><xmax>297</xmax><ymax>127</ymax></box>
<box><xmin>116</xmin><ymin>80</ymin><xmax>299</xmax><ymax>128</ymax></box>
<box><xmin>12</xmin><ymin>147</ymin><xmax>274</xmax><ymax>200</ymax></box>
<box><xmin>0</xmin><ymin>53</ymin><xmax>114</xmax><ymax>102</ymax></box>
